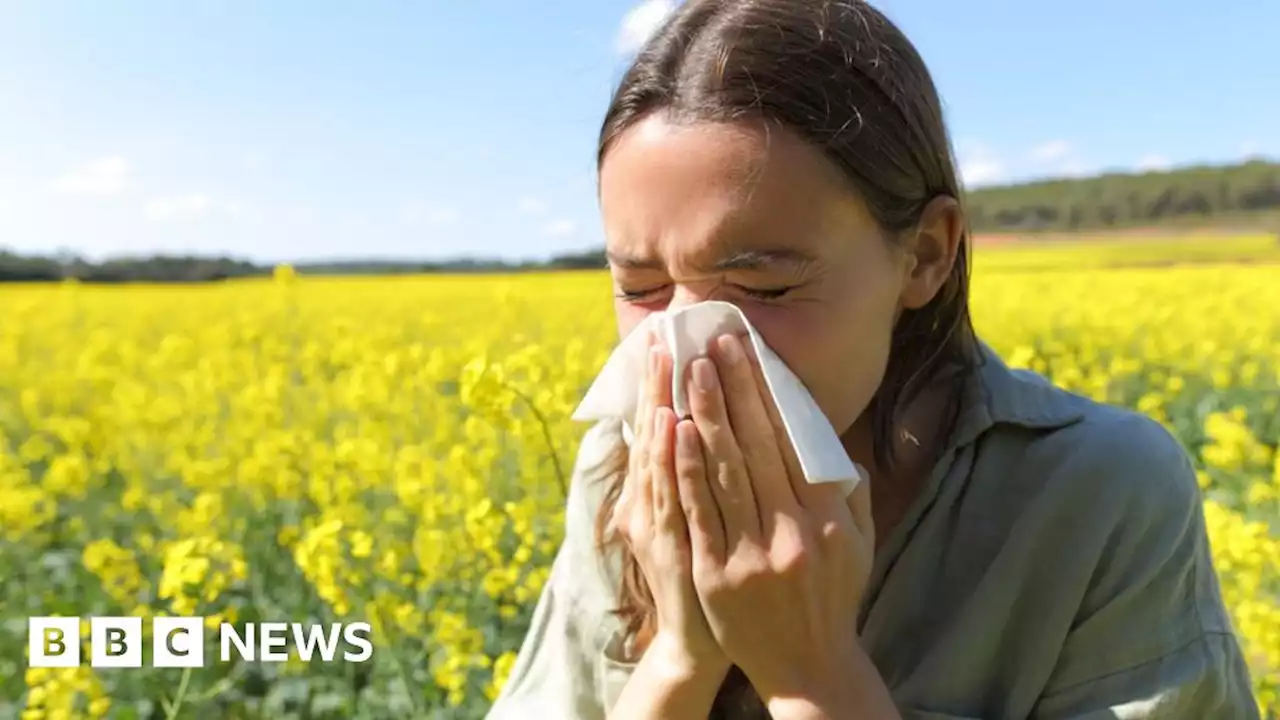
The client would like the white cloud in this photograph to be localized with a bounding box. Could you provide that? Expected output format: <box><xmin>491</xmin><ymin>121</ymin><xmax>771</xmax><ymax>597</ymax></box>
<box><xmin>50</xmin><ymin>156</ymin><xmax>132</xmax><ymax>196</ymax></box>
<box><xmin>1029</xmin><ymin>140</ymin><xmax>1071</xmax><ymax>164</ymax></box>
<box><xmin>143</xmin><ymin>194</ymin><xmax>217</xmax><ymax>222</ymax></box>
<box><xmin>1026</xmin><ymin>139</ymin><xmax>1093</xmax><ymax>178</ymax></box>
<box><xmin>962</xmin><ymin>157</ymin><xmax>1004</xmax><ymax>186</ymax></box>
<box><xmin>518</xmin><ymin>196</ymin><xmax>546</xmax><ymax>215</ymax></box>
<box><xmin>957</xmin><ymin>141</ymin><xmax>1004</xmax><ymax>187</ymax></box>
<box><xmin>542</xmin><ymin>219</ymin><xmax>577</xmax><ymax>238</ymax></box>
<box><xmin>1136</xmin><ymin>153</ymin><xmax>1170</xmax><ymax>171</ymax></box>
<box><xmin>617</xmin><ymin>0</ymin><xmax>675</xmax><ymax>55</ymax></box>
<box><xmin>143</xmin><ymin>194</ymin><xmax>242</xmax><ymax>223</ymax></box>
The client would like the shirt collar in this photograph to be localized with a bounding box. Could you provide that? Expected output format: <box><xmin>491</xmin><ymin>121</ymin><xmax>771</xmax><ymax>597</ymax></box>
<box><xmin>947</xmin><ymin>340</ymin><xmax>1088</xmax><ymax>451</ymax></box>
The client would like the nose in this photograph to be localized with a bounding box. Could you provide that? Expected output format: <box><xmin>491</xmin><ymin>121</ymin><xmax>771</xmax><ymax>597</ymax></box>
<box><xmin>661</xmin><ymin>285</ymin><xmax>752</xmax><ymax>354</ymax></box>
<box><xmin>665</xmin><ymin>283</ymin><xmax>720</xmax><ymax>314</ymax></box>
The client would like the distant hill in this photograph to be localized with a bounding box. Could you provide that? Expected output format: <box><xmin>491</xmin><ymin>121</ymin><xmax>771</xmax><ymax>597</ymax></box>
<box><xmin>2</xmin><ymin>158</ymin><xmax>1277</xmax><ymax>282</ymax></box>
<box><xmin>964</xmin><ymin>158</ymin><xmax>1280</xmax><ymax>234</ymax></box>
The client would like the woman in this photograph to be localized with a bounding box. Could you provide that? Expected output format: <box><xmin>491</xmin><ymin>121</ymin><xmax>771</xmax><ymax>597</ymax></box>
<box><xmin>487</xmin><ymin>1</ymin><xmax>1261</xmax><ymax>718</ymax></box>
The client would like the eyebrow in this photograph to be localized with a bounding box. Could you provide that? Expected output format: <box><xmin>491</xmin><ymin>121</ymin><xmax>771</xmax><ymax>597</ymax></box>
<box><xmin>606</xmin><ymin>247</ymin><xmax>817</xmax><ymax>273</ymax></box>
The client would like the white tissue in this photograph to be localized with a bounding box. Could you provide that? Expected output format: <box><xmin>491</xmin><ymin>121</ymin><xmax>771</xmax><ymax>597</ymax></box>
<box><xmin>571</xmin><ymin>301</ymin><xmax>863</xmax><ymax>496</ymax></box>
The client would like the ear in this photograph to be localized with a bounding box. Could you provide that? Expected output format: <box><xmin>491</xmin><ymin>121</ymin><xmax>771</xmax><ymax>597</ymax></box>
<box><xmin>898</xmin><ymin>195</ymin><xmax>964</xmax><ymax>310</ymax></box>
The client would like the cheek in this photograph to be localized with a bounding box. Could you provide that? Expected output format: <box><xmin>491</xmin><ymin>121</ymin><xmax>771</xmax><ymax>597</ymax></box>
<box><xmin>748</xmin><ymin>288</ymin><xmax>897</xmax><ymax>432</ymax></box>
<box><xmin>614</xmin><ymin>301</ymin><xmax>652</xmax><ymax>341</ymax></box>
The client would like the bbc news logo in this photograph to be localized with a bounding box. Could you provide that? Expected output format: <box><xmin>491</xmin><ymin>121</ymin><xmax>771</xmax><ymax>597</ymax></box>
<box><xmin>28</xmin><ymin>617</ymin><xmax>373</xmax><ymax>668</ymax></box>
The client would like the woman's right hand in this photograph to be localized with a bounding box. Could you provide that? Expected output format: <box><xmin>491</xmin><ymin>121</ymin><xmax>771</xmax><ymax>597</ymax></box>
<box><xmin>611</xmin><ymin>331</ymin><xmax>730</xmax><ymax>680</ymax></box>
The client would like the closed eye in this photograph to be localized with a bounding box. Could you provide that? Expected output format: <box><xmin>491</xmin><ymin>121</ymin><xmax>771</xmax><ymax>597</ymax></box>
<box><xmin>614</xmin><ymin>284</ymin><xmax>798</xmax><ymax>302</ymax></box>
<box><xmin>614</xmin><ymin>285</ymin><xmax>666</xmax><ymax>302</ymax></box>
<box><xmin>738</xmin><ymin>284</ymin><xmax>796</xmax><ymax>300</ymax></box>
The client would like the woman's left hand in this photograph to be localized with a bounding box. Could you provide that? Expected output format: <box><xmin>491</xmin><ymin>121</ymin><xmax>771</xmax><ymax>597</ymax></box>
<box><xmin>673</xmin><ymin>332</ymin><xmax>883</xmax><ymax>717</ymax></box>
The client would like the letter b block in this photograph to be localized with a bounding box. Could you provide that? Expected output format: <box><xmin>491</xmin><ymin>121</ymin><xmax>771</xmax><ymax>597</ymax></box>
<box><xmin>28</xmin><ymin>617</ymin><xmax>81</xmax><ymax>668</ymax></box>
<box><xmin>91</xmin><ymin>617</ymin><xmax>142</xmax><ymax>668</ymax></box>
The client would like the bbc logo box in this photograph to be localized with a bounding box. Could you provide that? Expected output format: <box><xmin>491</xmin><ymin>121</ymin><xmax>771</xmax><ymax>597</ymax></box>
<box><xmin>29</xmin><ymin>616</ymin><xmax>373</xmax><ymax>668</ymax></box>
<box><xmin>29</xmin><ymin>616</ymin><xmax>206</xmax><ymax>668</ymax></box>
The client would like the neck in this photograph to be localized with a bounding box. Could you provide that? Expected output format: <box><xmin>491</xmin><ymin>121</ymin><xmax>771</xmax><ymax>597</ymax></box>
<box><xmin>839</xmin><ymin>374</ymin><xmax>959</xmax><ymax>489</ymax></box>
<box><xmin>838</xmin><ymin>379</ymin><xmax>959</xmax><ymax>552</ymax></box>
<box><xmin>839</xmin><ymin>413</ymin><xmax>879</xmax><ymax>478</ymax></box>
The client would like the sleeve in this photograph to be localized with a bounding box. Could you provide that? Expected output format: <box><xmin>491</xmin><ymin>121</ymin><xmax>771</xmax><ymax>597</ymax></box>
<box><xmin>485</xmin><ymin>420</ymin><xmax>628</xmax><ymax>720</ymax></box>
<box><xmin>1031</xmin><ymin>412</ymin><xmax>1263</xmax><ymax>720</ymax></box>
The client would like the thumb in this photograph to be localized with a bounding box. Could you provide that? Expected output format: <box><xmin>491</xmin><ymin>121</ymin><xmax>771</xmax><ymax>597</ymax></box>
<box><xmin>844</xmin><ymin>464</ymin><xmax>875</xmax><ymax>549</ymax></box>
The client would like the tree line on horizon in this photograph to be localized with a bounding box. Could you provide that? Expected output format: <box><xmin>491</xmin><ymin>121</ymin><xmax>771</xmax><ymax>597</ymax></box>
<box><xmin>2</xmin><ymin>158</ymin><xmax>1277</xmax><ymax>283</ymax></box>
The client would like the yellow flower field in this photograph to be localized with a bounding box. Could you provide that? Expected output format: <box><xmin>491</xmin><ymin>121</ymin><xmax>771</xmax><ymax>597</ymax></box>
<box><xmin>1</xmin><ymin>242</ymin><xmax>1278</xmax><ymax>718</ymax></box>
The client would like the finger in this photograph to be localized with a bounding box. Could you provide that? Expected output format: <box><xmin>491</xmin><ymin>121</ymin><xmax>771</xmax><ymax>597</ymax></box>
<box><xmin>617</xmin><ymin>331</ymin><xmax>657</xmax><ymax>534</ymax></box>
<box><xmin>628</xmin><ymin>335</ymin><xmax>661</xmax><ymax>486</ymax></box>
<box><xmin>651</xmin><ymin>333</ymin><xmax>673</xmax><ymax>411</ymax></box>
<box><xmin>645</xmin><ymin>340</ymin><xmax>675</xmax><ymax>512</ymax></box>
<box><xmin>688</xmin><ymin>355</ymin><xmax>761</xmax><ymax>543</ymax></box>
<box><xmin>712</xmin><ymin>333</ymin><xmax>796</xmax><ymax>530</ymax></box>
<box><xmin>675</xmin><ymin>418</ymin><xmax>725</xmax><ymax>565</ymax></box>
<box><xmin>650</xmin><ymin>406</ymin><xmax>682</xmax><ymax>529</ymax></box>
<box><xmin>619</xmin><ymin>417</ymin><xmax>657</xmax><ymax>547</ymax></box>
<box><xmin>629</xmin><ymin>347</ymin><xmax>662</xmax><ymax>540</ymax></box>
<box><xmin>741</xmin><ymin>338</ymin><xmax>806</xmax><ymax>508</ymax></box>
<box><xmin>637</xmin><ymin>333</ymin><xmax>662</xmax><ymax>457</ymax></box>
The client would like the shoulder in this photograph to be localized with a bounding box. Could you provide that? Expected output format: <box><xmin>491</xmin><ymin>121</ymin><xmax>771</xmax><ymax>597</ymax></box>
<box><xmin>973</xmin><ymin>363</ymin><xmax>1217</xmax><ymax>621</ymax></box>
<box><xmin>982</xmin><ymin>365</ymin><xmax>1201</xmax><ymax>533</ymax></box>
<box><xmin>564</xmin><ymin>418</ymin><xmax>626</xmax><ymax>529</ymax></box>
<box><xmin>572</xmin><ymin>417</ymin><xmax>627</xmax><ymax>474</ymax></box>
<box><xmin>1021</xmin><ymin>393</ymin><xmax>1209</xmax><ymax>610</ymax></box>
<box><xmin>997</xmin><ymin>394</ymin><xmax>1260</xmax><ymax>715</ymax></box>
<box><xmin>557</xmin><ymin>419</ymin><xmax>628</xmax><ymax>602</ymax></box>
<box><xmin>980</xmin><ymin>366</ymin><xmax>1230</xmax><ymax>628</ymax></box>
<box><xmin>486</xmin><ymin>419</ymin><xmax>632</xmax><ymax>720</ymax></box>
<box><xmin>977</xmin><ymin>372</ymin><xmax>1258</xmax><ymax>708</ymax></box>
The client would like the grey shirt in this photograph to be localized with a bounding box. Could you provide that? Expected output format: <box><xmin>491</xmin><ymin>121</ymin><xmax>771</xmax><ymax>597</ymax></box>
<box><xmin>486</xmin><ymin>346</ymin><xmax>1261</xmax><ymax>719</ymax></box>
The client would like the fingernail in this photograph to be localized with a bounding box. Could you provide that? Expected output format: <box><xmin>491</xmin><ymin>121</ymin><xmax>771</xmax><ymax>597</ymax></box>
<box><xmin>649</xmin><ymin>345</ymin><xmax>660</xmax><ymax>374</ymax></box>
<box><xmin>676</xmin><ymin>420</ymin><xmax>695</xmax><ymax>457</ymax></box>
<box><xmin>693</xmin><ymin>358</ymin><xmax>717</xmax><ymax>391</ymax></box>
<box><xmin>717</xmin><ymin>334</ymin><xmax>742</xmax><ymax>364</ymax></box>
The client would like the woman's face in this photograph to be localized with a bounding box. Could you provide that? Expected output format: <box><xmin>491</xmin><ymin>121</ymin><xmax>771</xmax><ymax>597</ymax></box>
<box><xmin>598</xmin><ymin>114</ymin><xmax>943</xmax><ymax>438</ymax></box>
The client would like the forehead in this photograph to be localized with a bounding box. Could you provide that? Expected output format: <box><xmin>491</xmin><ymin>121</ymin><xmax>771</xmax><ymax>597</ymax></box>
<box><xmin>598</xmin><ymin>115</ymin><xmax>878</xmax><ymax>270</ymax></box>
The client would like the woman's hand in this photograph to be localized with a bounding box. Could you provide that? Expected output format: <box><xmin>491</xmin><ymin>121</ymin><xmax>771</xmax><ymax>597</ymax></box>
<box><xmin>674</xmin><ymin>332</ymin><xmax>894</xmax><ymax>718</ymax></box>
<box><xmin>607</xmin><ymin>332</ymin><xmax>730</xmax><ymax>719</ymax></box>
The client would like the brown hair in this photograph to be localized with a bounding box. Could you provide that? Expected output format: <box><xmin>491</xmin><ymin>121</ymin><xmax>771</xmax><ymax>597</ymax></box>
<box><xmin>591</xmin><ymin>0</ymin><xmax>979</xmax><ymax>715</ymax></box>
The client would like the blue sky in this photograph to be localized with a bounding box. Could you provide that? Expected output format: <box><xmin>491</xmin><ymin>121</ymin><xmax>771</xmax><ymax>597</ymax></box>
<box><xmin>1</xmin><ymin>0</ymin><xmax>1276</xmax><ymax>264</ymax></box>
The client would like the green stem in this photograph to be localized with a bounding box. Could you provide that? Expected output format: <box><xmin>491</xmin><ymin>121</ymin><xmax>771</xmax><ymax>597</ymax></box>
<box><xmin>164</xmin><ymin>665</ymin><xmax>193</xmax><ymax>720</ymax></box>
<box><xmin>472</xmin><ymin>358</ymin><xmax>568</xmax><ymax>502</ymax></box>
<box><xmin>373</xmin><ymin>600</ymin><xmax>424</xmax><ymax>717</ymax></box>
<box><xmin>188</xmin><ymin>661</ymin><xmax>245</xmax><ymax>704</ymax></box>
<box><xmin>346</xmin><ymin>576</ymin><xmax>422</xmax><ymax>717</ymax></box>
<box><xmin>502</xmin><ymin>383</ymin><xmax>567</xmax><ymax>501</ymax></box>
